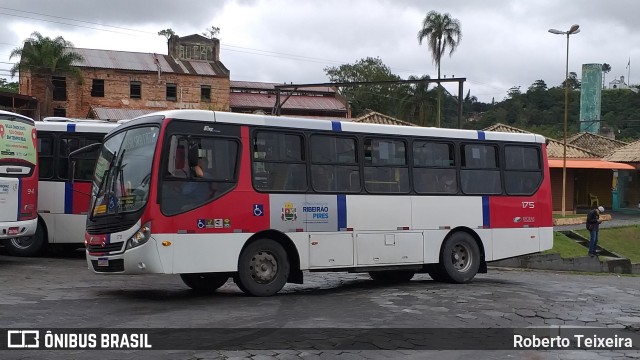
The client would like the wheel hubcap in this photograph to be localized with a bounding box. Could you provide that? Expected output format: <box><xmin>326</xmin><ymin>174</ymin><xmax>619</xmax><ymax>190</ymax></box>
<box><xmin>450</xmin><ymin>243</ymin><xmax>471</xmax><ymax>272</ymax></box>
<box><xmin>10</xmin><ymin>237</ymin><xmax>33</xmax><ymax>250</ymax></box>
<box><xmin>249</xmin><ymin>251</ymin><xmax>278</xmax><ymax>284</ymax></box>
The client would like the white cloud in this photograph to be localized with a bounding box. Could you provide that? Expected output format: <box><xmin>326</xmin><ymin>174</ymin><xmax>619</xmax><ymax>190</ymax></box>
<box><xmin>1</xmin><ymin>0</ymin><xmax>639</xmax><ymax>102</ymax></box>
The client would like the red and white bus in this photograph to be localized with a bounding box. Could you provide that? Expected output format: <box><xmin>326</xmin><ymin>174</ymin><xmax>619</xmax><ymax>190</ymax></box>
<box><xmin>83</xmin><ymin>110</ymin><xmax>553</xmax><ymax>296</ymax></box>
<box><xmin>0</xmin><ymin>110</ymin><xmax>38</xmax><ymax>254</ymax></box>
<box><xmin>4</xmin><ymin>119</ymin><xmax>118</xmax><ymax>256</ymax></box>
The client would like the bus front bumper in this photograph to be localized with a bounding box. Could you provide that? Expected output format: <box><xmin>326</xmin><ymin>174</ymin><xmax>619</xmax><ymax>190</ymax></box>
<box><xmin>0</xmin><ymin>219</ymin><xmax>37</xmax><ymax>240</ymax></box>
<box><xmin>87</xmin><ymin>238</ymin><xmax>166</xmax><ymax>274</ymax></box>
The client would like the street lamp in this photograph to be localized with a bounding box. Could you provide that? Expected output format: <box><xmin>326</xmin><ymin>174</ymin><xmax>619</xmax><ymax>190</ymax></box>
<box><xmin>549</xmin><ymin>24</ymin><xmax>580</xmax><ymax>216</ymax></box>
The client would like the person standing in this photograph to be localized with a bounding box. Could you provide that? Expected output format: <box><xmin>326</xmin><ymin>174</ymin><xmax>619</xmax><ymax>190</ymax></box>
<box><xmin>587</xmin><ymin>205</ymin><xmax>604</xmax><ymax>257</ymax></box>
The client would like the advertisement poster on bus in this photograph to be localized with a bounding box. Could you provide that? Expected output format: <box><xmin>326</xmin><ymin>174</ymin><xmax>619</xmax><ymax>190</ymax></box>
<box><xmin>269</xmin><ymin>194</ymin><xmax>337</xmax><ymax>232</ymax></box>
<box><xmin>0</xmin><ymin>119</ymin><xmax>37</xmax><ymax>165</ymax></box>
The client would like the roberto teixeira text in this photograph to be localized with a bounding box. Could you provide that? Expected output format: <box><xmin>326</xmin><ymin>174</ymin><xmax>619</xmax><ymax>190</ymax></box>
<box><xmin>514</xmin><ymin>334</ymin><xmax>634</xmax><ymax>349</ymax></box>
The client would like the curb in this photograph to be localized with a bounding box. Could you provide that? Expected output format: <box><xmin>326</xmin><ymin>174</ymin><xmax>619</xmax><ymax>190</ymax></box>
<box><xmin>491</xmin><ymin>253</ymin><xmax>638</xmax><ymax>274</ymax></box>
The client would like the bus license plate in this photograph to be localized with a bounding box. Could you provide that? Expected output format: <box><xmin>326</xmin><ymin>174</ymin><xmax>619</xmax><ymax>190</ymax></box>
<box><xmin>97</xmin><ymin>258</ymin><xmax>109</xmax><ymax>267</ymax></box>
<box><xmin>7</xmin><ymin>227</ymin><xmax>19</xmax><ymax>235</ymax></box>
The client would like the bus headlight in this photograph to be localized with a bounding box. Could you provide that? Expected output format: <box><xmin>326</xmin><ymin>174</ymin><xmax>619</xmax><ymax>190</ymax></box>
<box><xmin>125</xmin><ymin>222</ymin><xmax>151</xmax><ymax>250</ymax></box>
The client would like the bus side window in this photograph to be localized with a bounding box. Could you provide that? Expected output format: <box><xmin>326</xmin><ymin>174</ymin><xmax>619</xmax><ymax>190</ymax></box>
<box><xmin>37</xmin><ymin>136</ymin><xmax>54</xmax><ymax>179</ymax></box>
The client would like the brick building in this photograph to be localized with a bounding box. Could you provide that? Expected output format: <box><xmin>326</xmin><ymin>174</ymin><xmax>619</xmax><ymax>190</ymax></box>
<box><xmin>230</xmin><ymin>81</ymin><xmax>348</xmax><ymax>119</ymax></box>
<box><xmin>19</xmin><ymin>34</ymin><xmax>230</xmax><ymax>119</ymax></box>
<box><xmin>17</xmin><ymin>34</ymin><xmax>350</xmax><ymax>121</ymax></box>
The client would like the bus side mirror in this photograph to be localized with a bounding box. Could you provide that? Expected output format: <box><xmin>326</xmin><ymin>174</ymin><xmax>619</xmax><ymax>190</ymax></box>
<box><xmin>69</xmin><ymin>143</ymin><xmax>102</xmax><ymax>184</ymax></box>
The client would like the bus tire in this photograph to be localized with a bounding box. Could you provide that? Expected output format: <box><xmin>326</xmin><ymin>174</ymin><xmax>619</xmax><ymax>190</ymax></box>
<box><xmin>439</xmin><ymin>232</ymin><xmax>480</xmax><ymax>283</ymax></box>
<box><xmin>236</xmin><ymin>239</ymin><xmax>289</xmax><ymax>297</ymax></box>
<box><xmin>180</xmin><ymin>273</ymin><xmax>229</xmax><ymax>293</ymax></box>
<box><xmin>6</xmin><ymin>220</ymin><xmax>46</xmax><ymax>257</ymax></box>
<box><xmin>369</xmin><ymin>270</ymin><xmax>415</xmax><ymax>283</ymax></box>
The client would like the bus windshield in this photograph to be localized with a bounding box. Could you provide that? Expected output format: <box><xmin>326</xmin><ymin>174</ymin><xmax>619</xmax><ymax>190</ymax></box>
<box><xmin>0</xmin><ymin>114</ymin><xmax>37</xmax><ymax>170</ymax></box>
<box><xmin>90</xmin><ymin>126</ymin><xmax>159</xmax><ymax>218</ymax></box>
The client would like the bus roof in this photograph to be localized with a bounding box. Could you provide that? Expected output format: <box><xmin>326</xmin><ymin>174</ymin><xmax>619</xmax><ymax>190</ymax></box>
<box><xmin>36</xmin><ymin>121</ymin><xmax>120</xmax><ymax>133</ymax></box>
<box><xmin>128</xmin><ymin>109</ymin><xmax>546</xmax><ymax>144</ymax></box>
<box><xmin>0</xmin><ymin>110</ymin><xmax>34</xmax><ymax>123</ymax></box>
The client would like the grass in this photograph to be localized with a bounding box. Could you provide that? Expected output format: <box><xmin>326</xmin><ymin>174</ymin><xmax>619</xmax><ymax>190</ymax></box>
<box><xmin>575</xmin><ymin>225</ymin><xmax>640</xmax><ymax>263</ymax></box>
<box><xmin>543</xmin><ymin>232</ymin><xmax>587</xmax><ymax>258</ymax></box>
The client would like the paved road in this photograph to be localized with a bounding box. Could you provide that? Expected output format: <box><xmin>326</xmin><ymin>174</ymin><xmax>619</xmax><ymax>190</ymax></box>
<box><xmin>0</xmin><ymin>252</ymin><xmax>639</xmax><ymax>359</ymax></box>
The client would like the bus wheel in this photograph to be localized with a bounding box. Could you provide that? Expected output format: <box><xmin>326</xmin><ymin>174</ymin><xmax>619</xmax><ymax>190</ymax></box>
<box><xmin>439</xmin><ymin>232</ymin><xmax>480</xmax><ymax>283</ymax></box>
<box><xmin>180</xmin><ymin>273</ymin><xmax>229</xmax><ymax>294</ymax></box>
<box><xmin>6</xmin><ymin>221</ymin><xmax>46</xmax><ymax>257</ymax></box>
<box><xmin>236</xmin><ymin>239</ymin><xmax>289</xmax><ymax>297</ymax></box>
<box><xmin>369</xmin><ymin>270</ymin><xmax>415</xmax><ymax>283</ymax></box>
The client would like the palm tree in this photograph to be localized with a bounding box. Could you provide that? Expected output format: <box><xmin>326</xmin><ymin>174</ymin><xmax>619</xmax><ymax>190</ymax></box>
<box><xmin>10</xmin><ymin>31</ymin><xmax>84</xmax><ymax>117</ymax></box>
<box><xmin>397</xmin><ymin>75</ymin><xmax>435</xmax><ymax>126</ymax></box>
<box><xmin>417</xmin><ymin>11</ymin><xmax>462</xmax><ymax>127</ymax></box>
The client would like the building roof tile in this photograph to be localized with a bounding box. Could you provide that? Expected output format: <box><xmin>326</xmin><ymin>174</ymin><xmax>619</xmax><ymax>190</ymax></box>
<box><xmin>566</xmin><ymin>132</ymin><xmax>627</xmax><ymax>157</ymax></box>
<box><xmin>604</xmin><ymin>139</ymin><xmax>640</xmax><ymax>162</ymax></box>
<box><xmin>71</xmin><ymin>48</ymin><xmax>229</xmax><ymax>76</ymax></box>
<box><xmin>353</xmin><ymin>111</ymin><xmax>418</xmax><ymax>126</ymax></box>
<box><xmin>483</xmin><ymin>123</ymin><xmax>599</xmax><ymax>158</ymax></box>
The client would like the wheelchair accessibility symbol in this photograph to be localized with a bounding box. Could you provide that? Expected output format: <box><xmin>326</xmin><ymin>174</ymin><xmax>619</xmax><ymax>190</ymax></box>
<box><xmin>197</xmin><ymin>219</ymin><xmax>206</xmax><ymax>228</ymax></box>
<box><xmin>253</xmin><ymin>204</ymin><xmax>264</xmax><ymax>217</ymax></box>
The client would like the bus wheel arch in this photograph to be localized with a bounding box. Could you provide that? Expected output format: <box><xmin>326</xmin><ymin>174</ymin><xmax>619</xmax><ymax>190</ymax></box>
<box><xmin>5</xmin><ymin>216</ymin><xmax>48</xmax><ymax>257</ymax></box>
<box><xmin>234</xmin><ymin>230</ymin><xmax>300</xmax><ymax>296</ymax></box>
<box><xmin>432</xmin><ymin>227</ymin><xmax>485</xmax><ymax>283</ymax></box>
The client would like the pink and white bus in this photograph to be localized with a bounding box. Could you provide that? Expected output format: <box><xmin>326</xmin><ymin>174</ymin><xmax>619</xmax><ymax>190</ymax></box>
<box><xmin>4</xmin><ymin>119</ymin><xmax>118</xmax><ymax>256</ymax></box>
<box><xmin>0</xmin><ymin>110</ymin><xmax>38</xmax><ymax>254</ymax></box>
<box><xmin>83</xmin><ymin>110</ymin><xmax>553</xmax><ymax>296</ymax></box>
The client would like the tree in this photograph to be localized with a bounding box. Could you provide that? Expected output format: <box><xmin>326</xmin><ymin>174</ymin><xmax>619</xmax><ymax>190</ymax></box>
<box><xmin>417</xmin><ymin>10</ymin><xmax>462</xmax><ymax>127</ymax></box>
<box><xmin>324</xmin><ymin>57</ymin><xmax>402</xmax><ymax>116</ymax></box>
<box><xmin>158</xmin><ymin>29</ymin><xmax>175</xmax><ymax>40</ymax></box>
<box><xmin>602</xmin><ymin>63</ymin><xmax>611</xmax><ymax>88</ymax></box>
<box><xmin>10</xmin><ymin>31</ymin><xmax>84</xmax><ymax>117</ymax></box>
<box><xmin>396</xmin><ymin>75</ymin><xmax>436</xmax><ymax>126</ymax></box>
<box><xmin>0</xmin><ymin>78</ymin><xmax>18</xmax><ymax>93</ymax></box>
<box><xmin>202</xmin><ymin>26</ymin><xmax>220</xmax><ymax>39</ymax></box>
<box><xmin>562</xmin><ymin>71</ymin><xmax>581</xmax><ymax>90</ymax></box>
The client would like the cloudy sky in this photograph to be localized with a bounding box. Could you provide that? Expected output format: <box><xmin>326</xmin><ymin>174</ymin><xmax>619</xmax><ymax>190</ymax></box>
<box><xmin>1</xmin><ymin>0</ymin><xmax>638</xmax><ymax>103</ymax></box>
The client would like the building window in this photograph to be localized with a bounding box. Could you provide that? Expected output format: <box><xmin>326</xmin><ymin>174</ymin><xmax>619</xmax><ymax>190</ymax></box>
<box><xmin>52</xmin><ymin>76</ymin><xmax>66</xmax><ymax>101</ymax></box>
<box><xmin>53</xmin><ymin>108</ymin><xmax>66</xmax><ymax>117</ymax></box>
<box><xmin>130</xmin><ymin>81</ymin><xmax>141</xmax><ymax>99</ymax></box>
<box><xmin>91</xmin><ymin>79</ymin><xmax>104</xmax><ymax>97</ymax></box>
<box><xmin>166</xmin><ymin>83</ymin><xmax>177</xmax><ymax>101</ymax></box>
<box><xmin>201</xmin><ymin>85</ymin><xmax>211</xmax><ymax>102</ymax></box>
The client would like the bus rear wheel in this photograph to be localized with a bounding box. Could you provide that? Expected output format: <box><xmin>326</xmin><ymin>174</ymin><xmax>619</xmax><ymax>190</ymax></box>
<box><xmin>6</xmin><ymin>221</ymin><xmax>46</xmax><ymax>257</ymax></box>
<box><xmin>369</xmin><ymin>270</ymin><xmax>415</xmax><ymax>283</ymax></box>
<box><xmin>236</xmin><ymin>239</ymin><xmax>289</xmax><ymax>297</ymax></box>
<box><xmin>437</xmin><ymin>232</ymin><xmax>480</xmax><ymax>283</ymax></box>
<box><xmin>180</xmin><ymin>273</ymin><xmax>229</xmax><ymax>293</ymax></box>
